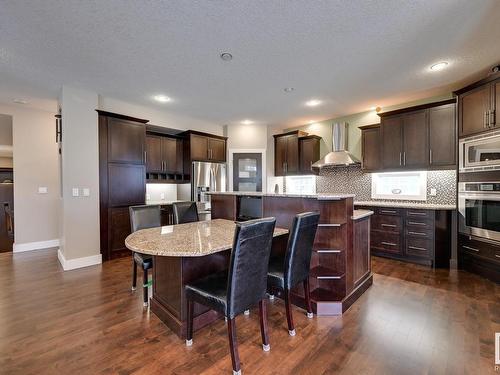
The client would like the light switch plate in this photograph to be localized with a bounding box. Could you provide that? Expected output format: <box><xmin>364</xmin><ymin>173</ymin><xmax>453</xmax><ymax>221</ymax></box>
<box><xmin>160</xmin><ymin>193</ymin><xmax>165</xmax><ymax>200</ymax></box>
<box><xmin>430</xmin><ymin>188</ymin><xmax>437</xmax><ymax>196</ymax></box>
<box><xmin>82</xmin><ymin>188</ymin><xmax>90</xmax><ymax>197</ymax></box>
<box><xmin>72</xmin><ymin>188</ymin><xmax>79</xmax><ymax>197</ymax></box>
<box><xmin>38</xmin><ymin>186</ymin><xmax>48</xmax><ymax>194</ymax></box>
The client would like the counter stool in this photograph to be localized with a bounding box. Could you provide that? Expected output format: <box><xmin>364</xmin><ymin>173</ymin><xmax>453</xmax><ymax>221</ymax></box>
<box><xmin>267</xmin><ymin>212</ymin><xmax>320</xmax><ymax>336</ymax></box>
<box><xmin>129</xmin><ymin>205</ymin><xmax>161</xmax><ymax>307</ymax></box>
<box><xmin>172</xmin><ymin>201</ymin><xmax>199</xmax><ymax>224</ymax></box>
<box><xmin>185</xmin><ymin>217</ymin><xmax>276</xmax><ymax>375</ymax></box>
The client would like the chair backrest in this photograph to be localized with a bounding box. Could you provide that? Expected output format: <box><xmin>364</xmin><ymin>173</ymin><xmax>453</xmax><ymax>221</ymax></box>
<box><xmin>226</xmin><ymin>217</ymin><xmax>276</xmax><ymax>318</ymax></box>
<box><xmin>129</xmin><ymin>205</ymin><xmax>162</xmax><ymax>233</ymax></box>
<box><xmin>172</xmin><ymin>201</ymin><xmax>199</xmax><ymax>224</ymax></box>
<box><xmin>284</xmin><ymin>212</ymin><xmax>320</xmax><ymax>288</ymax></box>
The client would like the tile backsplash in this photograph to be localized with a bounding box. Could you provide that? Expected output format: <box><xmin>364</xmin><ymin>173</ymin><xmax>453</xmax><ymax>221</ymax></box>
<box><xmin>316</xmin><ymin>166</ymin><xmax>456</xmax><ymax>205</ymax></box>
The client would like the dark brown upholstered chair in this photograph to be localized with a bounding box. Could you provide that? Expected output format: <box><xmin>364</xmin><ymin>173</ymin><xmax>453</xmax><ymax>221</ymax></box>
<box><xmin>129</xmin><ymin>205</ymin><xmax>161</xmax><ymax>306</ymax></box>
<box><xmin>267</xmin><ymin>212</ymin><xmax>320</xmax><ymax>335</ymax></box>
<box><xmin>185</xmin><ymin>217</ymin><xmax>276</xmax><ymax>375</ymax></box>
<box><xmin>172</xmin><ymin>201</ymin><xmax>199</xmax><ymax>224</ymax></box>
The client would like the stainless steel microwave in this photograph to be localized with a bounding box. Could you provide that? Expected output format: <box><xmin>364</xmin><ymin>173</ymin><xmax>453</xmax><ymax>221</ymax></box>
<box><xmin>459</xmin><ymin>132</ymin><xmax>500</xmax><ymax>172</ymax></box>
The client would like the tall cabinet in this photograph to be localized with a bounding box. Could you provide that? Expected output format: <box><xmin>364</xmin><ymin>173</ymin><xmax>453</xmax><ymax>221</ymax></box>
<box><xmin>98</xmin><ymin>110</ymin><xmax>147</xmax><ymax>260</ymax></box>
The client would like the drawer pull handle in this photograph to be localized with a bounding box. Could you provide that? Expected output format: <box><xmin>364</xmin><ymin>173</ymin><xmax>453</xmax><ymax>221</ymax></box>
<box><xmin>408</xmin><ymin>212</ymin><xmax>427</xmax><ymax>216</ymax></box>
<box><xmin>317</xmin><ymin>276</ymin><xmax>343</xmax><ymax>280</ymax></box>
<box><xmin>462</xmin><ymin>245</ymin><xmax>479</xmax><ymax>252</ymax></box>
<box><xmin>408</xmin><ymin>245</ymin><xmax>427</xmax><ymax>251</ymax></box>
<box><xmin>316</xmin><ymin>249</ymin><xmax>341</xmax><ymax>253</ymax></box>
<box><xmin>381</xmin><ymin>224</ymin><xmax>396</xmax><ymax>228</ymax></box>
<box><xmin>495</xmin><ymin>254</ymin><xmax>500</xmax><ymax>258</ymax></box>
<box><xmin>380</xmin><ymin>210</ymin><xmax>397</xmax><ymax>214</ymax></box>
<box><xmin>408</xmin><ymin>221</ymin><xmax>427</xmax><ymax>226</ymax></box>
<box><xmin>381</xmin><ymin>241</ymin><xmax>397</xmax><ymax>246</ymax></box>
<box><xmin>318</xmin><ymin>223</ymin><xmax>341</xmax><ymax>227</ymax></box>
<box><xmin>408</xmin><ymin>231</ymin><xmax>426</xmax><ymax>236</ymax></box>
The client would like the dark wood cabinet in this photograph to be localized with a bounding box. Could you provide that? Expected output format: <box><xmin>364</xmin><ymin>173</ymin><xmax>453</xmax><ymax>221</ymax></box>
<box><xmin>299</xmin><ymin>135</ymin><xmax>321</xmax><ymax>174</ymax></box>
<box><xmin>429</xmin><ymin>103</ymin><xmax>456</xmax><ymax>167</ymax></box>
<box><xmin>98</xmin><ymin>111</ymin><xmax>148</xmax><ymax>261</ymax></box>
<box><xmin>273</xmin><ymin>130</ymin><xmax>309</xmax><ymax>176</ymax></box>
<box><xmin>458</xmin><ymin>234</ymin><xmax>500</xmax><ymax>283</ymax></box>
<box><xmin>183</xmin><ymin>131</ymin><xmax>227</xmax><ymax>163</ymax></box>
<box><xmin>145</xmin><ymin>135</ymin><xmax>162</xmax><ymax>171</ymax></box>
<box><xmin>360</xmin><ymin>125</ymin><xmax>381</xmax><ymax>172</ymax></box>
<box><xmin>403</xmin><ymin>110</ymin><xmax>428</xmax><ymax>168</ymax></box>
<box><xmin>380</xmin><ymin>116</ymin><xmax>403</xmax><ymax>169</ymax></box>
<box><xmin>455</xmin><ymin>72</ymin><xmax>500</xmax><ymax>138</ymax></box>
<box><xmin>208</xmin><ymin>137</ymin><xmax>226</xmax><ymax>162</ymax></box>
<box><xmin>145</xmin><ymin>133</ymin><xmax>184</xmax><ymax>182</ymax></box>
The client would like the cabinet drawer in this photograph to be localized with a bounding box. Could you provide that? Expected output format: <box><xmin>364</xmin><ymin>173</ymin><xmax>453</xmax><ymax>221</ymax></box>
<box><xmin>406</xmin><ymin>237</ymin><xmax>433</xmax><ymax>259</ymax></box>
<box><xmin>406</xmin><ymin>218</ymin><xmax>434</xmax><ymax>231</ymax></box>
<box><xmin>405</xmin><ymin>227</ymin><xmax>434</xmax><ymax>239</ymax></box>
<box><xmin>371</xmin><ymin>231</ymin><xmax>402</xmax><ymax>254</ymax></box>
<box><xmin>376</xmin><ymin>207</ymin><xmax>404</xmax><ymax>216</ymax></box>
<box><xmin>372</xmin><ymin>214</ymin><xmax>402</xmax><ymax>232</ymax></box>
<box><xmin>459</xmin><ymin>236</ymin><xmax>500</xmax><ymax>264</ymax></box>
<box><xmin>406</xmin><ymin>209</ymin><xmax>433</xmax><ymax>219</ymax></box>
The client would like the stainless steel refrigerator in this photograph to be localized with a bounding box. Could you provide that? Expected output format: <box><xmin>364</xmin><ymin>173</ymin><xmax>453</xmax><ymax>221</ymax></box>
<box><xmin>191</xmin><ymin>161</ymin><xmax>227</xmax><ymax>220</ymax></box>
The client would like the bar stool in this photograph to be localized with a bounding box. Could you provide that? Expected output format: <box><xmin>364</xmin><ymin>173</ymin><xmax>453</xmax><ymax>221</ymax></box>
<box><xmin>129</xmin><ymin>205</ymin><xmax>161</xmax><ymax>307</ymax></box>
<box><xmin>172</xmin><ymin>201</ymin><xmax>199</xmax><ymax>224</ymax></box>
<box><xmin>267</xmin><ymin>212</ymin><xmax>320</xmax><ymax>336</ymax></box>
<box><xmin>185</xmin><ymin>217</ymin><xmax>276</xmax><ymax>375</ymax></box>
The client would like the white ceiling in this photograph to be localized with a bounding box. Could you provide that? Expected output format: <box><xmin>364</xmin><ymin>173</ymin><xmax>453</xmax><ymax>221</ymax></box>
<box><xmin>0</xmin><ymin>1</ymin><xmax>499</xmax><ymax>126</ymax></box>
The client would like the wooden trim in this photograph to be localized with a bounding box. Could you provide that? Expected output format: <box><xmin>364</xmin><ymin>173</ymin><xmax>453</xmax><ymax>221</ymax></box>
<box><xmin>273</xmin><ymin>130</ymin><xmax>308</xmax><ymax>138</ymax></box>
<box><xmin>454</xmin><ymin>71</ymin><xmax>500</xmax><ymax>95</ymax></box>
<box><xmin>95</xmin><ymin>110</ymin><xmax>149</xmax><ymax>124</ymax></box>
<box><xmin>146</xmin><ymin>124</ymin><xmax>184</xmax><ymax>138</ymax></box>
<box><xmin>299</xmin><ymin>134</ymin><xmax>322</xmax><ymax>140</ymax></box>
<box><xmin>179</xmin><ymin>129</ymin><xmax>227</xmax><ymax>140</ymax></box>
<box><xmin>359</xmin><ymin>123</ymin><xmax>380</xmax><ymax>130</ymax></box>
<box><xmin>377</xmin><ymin>99</ymin><xmax>456</xmax><ymax>118</ymax></box>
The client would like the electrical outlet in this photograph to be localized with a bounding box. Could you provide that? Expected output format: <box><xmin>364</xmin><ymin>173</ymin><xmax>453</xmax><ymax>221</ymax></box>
<box><xmin>72</xmin><ymin>188</ymin><xmax>79</xmax><ymax>197</ymax></box>
<box><xmin>430</xmin><ymin>188</ymin><xmax>437</xmax><ymax>196</ymax></box>
<box><xmin>82</xmin><ymin>188</ymin><xmax>90</xmax><ymax>197</ymax></box>
<box><xmin>160</xmin><ymin>193</ymin><xmax>165</xmax><ymax>200</ymax></box>
<box><xmin>38</xmin><ymin>186</ymin><xmax>48</xmax><ymax>194</ymax></box>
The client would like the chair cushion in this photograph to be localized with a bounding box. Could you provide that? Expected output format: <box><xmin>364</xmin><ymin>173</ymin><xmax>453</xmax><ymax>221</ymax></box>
<box><xmin>267</xmin><ymin>256</ymin><xmax>285</xmax><ymax>290</ymax></box>
<box><xmin>185</xmin><ymin>271</ymin><xmax>229</xmax><ymax>315</ymax></box>
<box><xmin>134</xmin><ymin>252</ymin><xmax>153</xmax><ymax>270</ymax></box>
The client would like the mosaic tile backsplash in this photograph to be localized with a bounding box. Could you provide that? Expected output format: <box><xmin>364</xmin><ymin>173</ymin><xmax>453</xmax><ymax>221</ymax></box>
<box><xmin>316</xmin><ymin>166</ymin><xmax>456</xmax><ymax>205</ymax></box>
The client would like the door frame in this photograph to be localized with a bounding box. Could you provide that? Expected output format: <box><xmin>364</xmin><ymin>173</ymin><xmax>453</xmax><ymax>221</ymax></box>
<box><xmin>228</xmin><ymin>148</ymin><xmax>266</xmax><ymax>192</ymax></box>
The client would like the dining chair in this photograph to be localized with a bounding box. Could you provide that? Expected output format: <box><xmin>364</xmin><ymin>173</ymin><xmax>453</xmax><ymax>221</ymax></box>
<box><xmin>129</xmin><ymin>205</ymin><xmax>161</xmax><ymax>307</ymax></box>
<box><xmin>172</xmin><ymin>201</ymin><xmax>199</xmax><ymax>224</ymax></box>
<box><xmin>185</xmin><ymin>217</ymin><xmax>276</xmax><ymax>375</ymax></box>
<box><xmin>267</xmin><ymin>212</ymin><xmax>320</xmax><ymax>336</ymax></box>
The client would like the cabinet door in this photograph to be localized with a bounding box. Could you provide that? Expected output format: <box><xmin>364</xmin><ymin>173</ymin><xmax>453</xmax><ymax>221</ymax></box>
<box><xmin>403</xmin><ymin>110</ymin><xmax>428</xmax><ymax>168</ymax></box>
<box><xmin>361</xmin><ymin>128</ymin><xmax>381</xmax><ymax>172</ymax></box>
<box><xmin>429</xmin><ymin>104</ymin><xmax>456</xmax><ymax>167</ymax></box>
<box><xmin>108</xmin><ymin>118</ymin><xmax>145</xmax><ymax>164</ymax></box>
<box><xmin>208</xmin><ymin>138</ymin><xmax>226</xmax><ymax>162</ymax></box>
<box><xmin>286</xmin><ymin>135</ymin><xmax>299</xmax><ymax>174</ymax></box>
<box><xmin>108</xmin><ymin>207</ymin><xmax>131</xmax><ymax>256</ymax></box>
<box><xmin>108</xmin><ymin>164</ymin><xmax>145</xmax><ymax>207</ymax></box>
<box><xmin>162</xmin><ymin>137</ymin><xmax>177</xmax><ymax>172</ymax></box>
<box><xmin>299</xmin><ymin>138</ymin><xmax>319</xmax><ymax>174</ymax></box>
<box><xmin>175</xmin><ymin>139</ymin><xmax>184</xmax><ymax>174</ymax></box>
<box><xmin>190</xmin><ymin>134</ymin><xmax>209</xmax><ymax>161</ymax></box>
<box><xmin>381</xmin><ymin>116</ymin><xmax>403</xmax><ymax>169</ymax></box>
<box><xmin>459</xmin><ymin>84</ymin><xmax>490</xmax><ymax>137</ymax></box>
<box><xmin>494</xmin><ymin>80</ymin><xmax>499</xmax><ymax>129</ymax></box>
<box><xmin>146</xmin><ymin>135</ymin><xmax>162</xmax><ymax>171</ymax></box>
<box><xmin>274</xmin><ymin>136</ymin><xmax>287</xmax><ymax>176</ymax></box>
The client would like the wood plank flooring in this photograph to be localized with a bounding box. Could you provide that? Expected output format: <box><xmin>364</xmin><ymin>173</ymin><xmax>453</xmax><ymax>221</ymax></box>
<box><xmin>0</xmin><ymin>249</ymin><xmax>499</xmax><ymax>374</ymax></box>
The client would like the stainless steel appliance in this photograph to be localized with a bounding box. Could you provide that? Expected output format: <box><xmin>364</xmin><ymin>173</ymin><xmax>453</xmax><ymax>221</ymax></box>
<box><xmin>458</xmin><ymin>181</ymin><xmax>500</xmax><ymax>242</ymax></box>
<box><xmin>191</xmin><ymin>161</ymin><xmax>227</xmax><ymax>220</ymax></box>
<box><xmin>459</xmin><ymin>131</ymin><xmax>500</xmax><ymax>172</ymax></box>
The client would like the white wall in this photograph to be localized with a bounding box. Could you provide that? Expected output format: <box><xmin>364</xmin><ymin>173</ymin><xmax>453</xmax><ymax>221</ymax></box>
<box><xmin>0</xmin><ymin>103</ymin><xmax>59</xmax><ymax>247</ymax></box>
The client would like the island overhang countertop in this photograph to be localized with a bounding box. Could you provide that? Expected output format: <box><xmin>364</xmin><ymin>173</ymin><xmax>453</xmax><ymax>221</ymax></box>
<box><xmin>125</xmin><ymin>218</ymin><xmax>288</xmax><ymax>257</ymax></box>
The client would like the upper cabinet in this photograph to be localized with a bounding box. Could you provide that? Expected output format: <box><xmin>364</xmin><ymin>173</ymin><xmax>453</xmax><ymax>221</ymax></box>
<box><xmin>182</xmin><ymin>130</ymin><xmax>228</xmax><ymax>164</ymax></box>
<box><xmin>455</xmin><ymin>73</ymin><xmax>500</xmax><ymax>138</ymax></box>
<box><xmin>362</xmin><ymin>100</ymin><xmax>456</xmax><ymax>172</ymax></box>
<box><xmin>145</xmin><ymin>134</ymin><xmax>183</xmax><ymax>174</ymax></box>
<box><xmin>274</xmin><ymin>130</ymin><xmax>319</xmax><ymax>176</ymax></box>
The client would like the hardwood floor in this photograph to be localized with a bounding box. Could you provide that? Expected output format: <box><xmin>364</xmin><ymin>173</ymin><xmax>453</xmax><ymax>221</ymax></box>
<box><xmin>1</xmin><ymin>249</ymin><xmax>499</xmax><ymax>374</ymax></box>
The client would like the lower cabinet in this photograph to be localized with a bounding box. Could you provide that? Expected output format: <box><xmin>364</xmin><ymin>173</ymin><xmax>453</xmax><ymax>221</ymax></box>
<box><xmin>458</xmin><ymin>234</ymin><xmax>500</xmax><ymax>283</ymax></box>
<box><xmin>357</xmin><ymin>206</ymin><xmax>452</xmax><ymax>267</ymax></box>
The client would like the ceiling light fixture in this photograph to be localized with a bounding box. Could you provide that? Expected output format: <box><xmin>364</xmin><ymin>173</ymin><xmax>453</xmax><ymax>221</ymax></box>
<box><xmin>12</xmin><ymin>98</ymin><xmax>28</xmax><ymax>104</ymax></box>
<box><xmin>305</xmin><ymin>99</ymin><xmax>322</xmax><ymax>107</ymax></box>
<box><xmin>284</xmin><ymin>87</ymin><xmax>294</xmax><ymax>93</ymax></box>
<box><xmin>153</xmin><ymin>95</ymin><xmax>171</xmax><ymax>103</ymax></box>
<box><xmin>430</xmin><ymin>61</ymin><xmax>449</xmax><ymax>71</ymax></box>
<box><xmin>220</xmin><ymin>52</ymin><xmax>233</xmax><ymax>61</ymax></box>
<box><xmin>241</xmin><ymin>119</ymin><xmax>253</xmax><ymax>125</ymax></box>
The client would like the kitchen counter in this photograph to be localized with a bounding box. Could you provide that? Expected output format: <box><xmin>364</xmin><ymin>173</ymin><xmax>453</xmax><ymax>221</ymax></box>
<box><xmin>207</xmin><ymin>191</ymin><xmax>355</xmax><ymax>200</ymax></box>
<box><xmin>354</xmin><ymin>201</ymin><xmax>456</xmax><ymax>210</ymax></box>
<box><xmin>145</xmin><ymin>200</ymin><xmax>186</xmax><ymax>206</ymax></box>
<box><xmin>352</xmin><ymin>209</ymin><xmax>374</xmax><ymax>220</ymax></box>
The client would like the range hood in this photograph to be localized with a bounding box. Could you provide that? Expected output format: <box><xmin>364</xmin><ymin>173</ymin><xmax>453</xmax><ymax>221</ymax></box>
<box><xmin>311</xmin><ymin>122</ymin><xmax>360</xmax><ymax>170</ymax></box>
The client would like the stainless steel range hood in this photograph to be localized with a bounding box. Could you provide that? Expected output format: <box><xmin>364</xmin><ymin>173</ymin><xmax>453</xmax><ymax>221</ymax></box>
<box><xmin>311</xmin><ymin>122</ymin><xmax>360</xmax><ymax>170</ymax></box>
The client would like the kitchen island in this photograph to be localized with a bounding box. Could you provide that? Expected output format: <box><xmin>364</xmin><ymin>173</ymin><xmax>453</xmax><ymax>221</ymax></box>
<box><xmin>209</xmin><ymin>192</ymin><xmax>373</xmax><ymax>315</ymax></box>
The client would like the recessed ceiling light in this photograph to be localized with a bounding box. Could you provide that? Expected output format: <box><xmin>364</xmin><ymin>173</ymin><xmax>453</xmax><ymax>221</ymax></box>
<box><xmin>284</xmin><ymin>87</ymin><xmax>294</xmax><ymax>93</ymax></box>
<box><xmin>220</xmin><ymin>52</ymin><xmax>233</xmax><ymax>61</ymax></box>
<box><xmin>430</xmin><ymin>61</ymin><xmax>449</xmax><ymax>71</ymax></box>
<box><xmin>305</xmin><ymin>99</ymin><xmax>322</xmax><ymax>107</ymax></box>
<box><xmin>13</xmin><ymin>98</ymin><xmax>28</xmax><ymax>104</ymax></box>
<box><xmin>241</xmin><ymin>119</ymin><xmax>253</xmax><ymax>125</ymax></box>
<box><xmin>153</xmin><ymin>95</ymin><xmax>171</xmax><ymax>103</ymax></box>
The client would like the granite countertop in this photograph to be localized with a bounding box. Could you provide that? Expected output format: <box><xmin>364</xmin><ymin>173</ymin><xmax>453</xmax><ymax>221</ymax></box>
<box><xmin>125</xmin><ymin>218</ymin><xmax>288</xmax><ymax>257</ymax></box>
<box><xmin>145</xmin><ymin>200</ymin><xmax>186</xmax><ymax>206</ymax></box>
<box><xmin>207</xmin><ymin>191</ymin><xmax>355</xmax><ymax>200</ymax></box>
<box><xmin>352</xmin><ymin>209</ymin><xmax>374</xmax><ymax>220</ymax></box>
<box><xmin>354</xmin><ymin>201</ymin><xmax>456</xmax><ymax>210</ymax></box>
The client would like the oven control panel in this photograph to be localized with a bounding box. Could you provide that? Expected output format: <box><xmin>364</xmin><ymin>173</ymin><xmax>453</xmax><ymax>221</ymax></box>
<box><xmin>462</xmin><ymin>182</ymin><xmax>500</xmax><ymax>192</ymax></box>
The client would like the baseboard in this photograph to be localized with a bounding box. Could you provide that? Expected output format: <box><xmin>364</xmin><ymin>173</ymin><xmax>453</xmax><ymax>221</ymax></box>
<box><xmin>57</xmin><ymin>249</ymin><xmax>102</xmax><ymax>271</ymax></box>
<box><xmin>13</xmin><ymin>239</ymin><xmax>60</xmax><ymax>253</ymax></box>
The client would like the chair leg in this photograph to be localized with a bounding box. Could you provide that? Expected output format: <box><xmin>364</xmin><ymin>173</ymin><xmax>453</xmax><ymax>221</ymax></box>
<box><xmin>186</xmin><ymin>299</ymin><xmax>193</xmax><ymax>346</ymax></box>
<box><xmin>142</xmin><ymin>268</ymin><xmax>149</xmax><ymax>307</ymax></box>
<box><xmin>259</xmin><ymin>299</ymin><xmax>270</xmax><ymax>351</ymax></box>
<box><xmin>303</xmin><ymin>278</ymin><xmax>313</xmax><ymax>319</ymax></box>
<box><xmin>131</xmin><ymin>257</ymin><xmax>137</xmax><ymax>291</ymax></box>
<box><xmin>284</xmin><ymin>288</ymin><xmax>295</xmax><ymax>336</ymax></box>
<box><xmin>227</xmin><ymin>318</ymin><xmax>241</xmax><ymax>375</ymax></box>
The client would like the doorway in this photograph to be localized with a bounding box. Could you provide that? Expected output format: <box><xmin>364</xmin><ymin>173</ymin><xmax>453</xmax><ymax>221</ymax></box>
<box><xmin>0</xmin><ymin>114</ymin><xmax>13</xmax><ymax>252</ymax></box>
<box><xmin>232</xmin><ymin>153</ymin><xmax>262</xmax><ymax>192</ymax></box>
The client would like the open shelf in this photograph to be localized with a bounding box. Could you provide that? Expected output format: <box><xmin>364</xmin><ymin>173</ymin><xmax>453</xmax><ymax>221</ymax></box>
<box><xmin>309</xmin><ymin>266</ymin><xmax>344</xmax><ymax>279</ymax></box>
<box><xmin>309</xmin><ymin>287</ymin><xmax>344</xmax><ymax>302</ymax></box>
<box><xmin>146</xmin><ymin>172</ymin><xmax>190</xmax><ymax>184</ymax></box>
